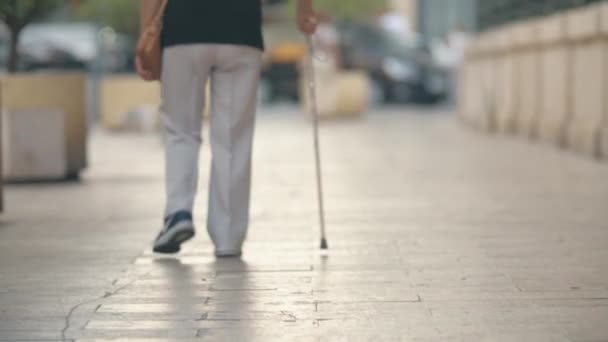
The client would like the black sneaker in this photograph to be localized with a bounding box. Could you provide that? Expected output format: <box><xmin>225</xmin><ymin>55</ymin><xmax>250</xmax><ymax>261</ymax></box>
<box><xmin>153</xmin><ymin>211</ymin><xmax>195</xmax><ymax>254</ymax></box>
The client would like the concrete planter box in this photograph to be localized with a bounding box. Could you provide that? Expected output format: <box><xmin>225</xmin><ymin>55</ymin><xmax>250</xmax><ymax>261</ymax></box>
<box><xmin>99</xmin><ymin>76</ymin><xmax>160</xmax><ymax>130</ymax></box>
<box><xmin>331</xmin><ymin>72</ymin><xmax>370</xmax><ymax>118</ymax></box>
<box><xmin>100</xmin><ymin>75</ymin><xmax>211</xmax><ymax>131</ymax></box>
<box><xmin>300</xmin><ymin>61</ymin><xmax>370</xmax><ymax>119</ymax></box>
<box><xmin>2</xmin><ymin>109</ymin><xmax>67</xmax><ymax>181</ymax></box>
<box><xmin>0</xmin><ymin>73</ymin><xmax>87</xmax><ymax>179</ymax></box>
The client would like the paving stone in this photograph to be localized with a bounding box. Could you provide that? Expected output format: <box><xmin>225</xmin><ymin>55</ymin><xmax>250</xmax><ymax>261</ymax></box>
<box><xmin>1</xmin><ymin>106</ymin><xmax>608</xmax><ymax>340</ymax></box>
<box><xmin>0</xmin><ymin>330</ymin><xmax>62</xmax><ymax>341</ymax></box>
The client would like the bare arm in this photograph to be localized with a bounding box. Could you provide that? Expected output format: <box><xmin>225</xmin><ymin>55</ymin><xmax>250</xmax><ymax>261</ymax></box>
<box><xmin>140</xmin><ymin>0</ymin><xmax>162</xmax><ymax>33</ymax></box>
<box><xmin>297</xmin><ymin>0</ymin><xmax>317</xmax><ymax>35</ymax></box>
<box><xmin>298</xmin><ymin>0</ymin><xmax>313</xmax><ymax>13</ymax></box>
<box><xmin>136</xmin><ymin>0</ymin><xmax>162</xmax><ymax>81</ymax></box>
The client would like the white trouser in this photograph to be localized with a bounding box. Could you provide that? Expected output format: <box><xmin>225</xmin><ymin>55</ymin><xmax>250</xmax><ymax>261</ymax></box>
<box><xmin>161</xmin><ymin>44</ymin><xmax>261</xmax><ymax>251</ymax></box>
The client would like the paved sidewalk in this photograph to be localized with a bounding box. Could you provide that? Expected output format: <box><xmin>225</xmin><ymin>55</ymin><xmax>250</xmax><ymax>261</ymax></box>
<box><xmin>1</xmin><ymin>106</ymin><xmax>608</xmax><ymax>341</ymax></box>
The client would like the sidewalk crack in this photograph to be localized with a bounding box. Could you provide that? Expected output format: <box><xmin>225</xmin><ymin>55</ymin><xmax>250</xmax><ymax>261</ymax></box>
<box><xmin>60</xmin><ymin>273</ymin><xmax>147</xmax><ymax>341</ymax></box>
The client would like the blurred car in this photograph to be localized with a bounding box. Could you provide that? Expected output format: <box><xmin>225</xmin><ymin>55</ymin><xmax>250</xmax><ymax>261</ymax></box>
<box><xmin>0</xmin><ymin>39</ymin><xmax>8</xmax><ymax>71</ymax></box>
<box><xmin>21</xmin><ymin>44</ymin><xmax>88</xmax><ymax>72</ymax></box>
<box><xmin>337</xmin><ymin>22</ymin><xmax>449</xmax><ymax>104</ymax></box>
<box><xmin>259</xmin><ymin>42</ymin><xmax>306</xmax><ymax>103</ymax></box>
<box><xmin>0</xmin><ymin>23</ymin><xmax>135</xmax><ymax>73</ymax></box>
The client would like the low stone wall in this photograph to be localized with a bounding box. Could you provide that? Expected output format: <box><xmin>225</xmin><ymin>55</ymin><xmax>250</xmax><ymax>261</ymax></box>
<box><xmin>0</xmin><ymin>73</ymin><xmax>88</xmax><ymax>178</ymax></box>
<box><xmin>460</xmin><ymin>2</ymin><xmax>608</xmax><ymax>160</ymax></box>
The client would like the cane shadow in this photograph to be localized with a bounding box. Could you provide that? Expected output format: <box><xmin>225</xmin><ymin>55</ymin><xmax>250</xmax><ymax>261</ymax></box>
<box><xmin>319</xmin><ymin>254</ymin><xmax>330</xmax><ymax>268</ymax></box>
<box><xmin>316</xmin><ymin>243</ymin><xmax>331</xmax><ymax>272</ymax></box>
<box><xmin>312</xmin><ymin>249</ymin><xmax>331</xmax><ymax>309</ymax></box>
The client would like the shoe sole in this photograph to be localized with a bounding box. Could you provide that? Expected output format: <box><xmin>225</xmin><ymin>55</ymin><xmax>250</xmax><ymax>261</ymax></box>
<box><xmin>215</xmin><ymin>249</ymin><xmax>242</xmax><ymax>258</ymax></box>
<box><xmin>154</xmin><ymin>223</ymin><xmax>195</xmax><ymax>254</ymax></box>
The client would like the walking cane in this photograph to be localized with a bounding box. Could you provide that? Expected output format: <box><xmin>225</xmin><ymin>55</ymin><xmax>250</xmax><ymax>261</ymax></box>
<box><xmin>305</xmin><ymin>35</ymin><xmax>328</xmax><ymax>250</ymax></box>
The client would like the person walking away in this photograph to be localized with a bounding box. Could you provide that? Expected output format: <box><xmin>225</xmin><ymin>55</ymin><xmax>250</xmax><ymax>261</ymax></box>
<box><xmin>136</xmin><ymin>0</ymin><xmax>318</xmax><ymax>257</ymax></box>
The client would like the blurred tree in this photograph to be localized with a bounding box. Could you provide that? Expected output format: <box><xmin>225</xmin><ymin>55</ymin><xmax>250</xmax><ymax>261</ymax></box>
<box><xmin>0</xmin><ymin>0</ymin><xmax>64</xmax><ymax>72</ymax></box>
<box><xmin>72</xmin><ymin>0</ymin><xmax>138</xmax><ymax>37</ymax></box>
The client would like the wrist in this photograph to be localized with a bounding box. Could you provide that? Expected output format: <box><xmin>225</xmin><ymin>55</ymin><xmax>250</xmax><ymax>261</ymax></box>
<box><xmin>298</xmin><ymin>0</ymin><xmax>313</xmax><ymax>13</ymax></box>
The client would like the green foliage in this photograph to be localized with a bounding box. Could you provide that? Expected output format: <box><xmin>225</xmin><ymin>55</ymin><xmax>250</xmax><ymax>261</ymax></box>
<box><xmin>287</xmin><ymin>0</ymin><xmax>388</xmax><ymax>19</ymax></box>
<box><xmin>73</xmin><ymin>0</ymin><xmax>139</xmax><ymax>36</ymax></box>
<box><xmin>315</xmin><ymin>0</ymin><xmax>388</xmax><ymax>18</ymax></box>
<box><xmin>0</xmin><ymin>0</ymin><xmax>64</xmax><ymax>29</ymax></box>
<box><xmin>0</xmin><ymin>0</ymin><xmax>65</xmax><ymax>72</ymax></box>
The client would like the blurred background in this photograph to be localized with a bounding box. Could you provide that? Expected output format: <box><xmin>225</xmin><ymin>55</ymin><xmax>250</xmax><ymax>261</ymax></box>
<box><xmin>0</xmin><ymin>0</ymin><xmax>477</xmax><ymax>113</ymax></box>
<box><xmin>0</xmin><ymin>0</ymin><xmax>606</xmax><ymax>186</ymax></box>
<box><xmin>0</xmin><ymin>0</ymin><xmax>478</xmax><ymax>189</ymax></box>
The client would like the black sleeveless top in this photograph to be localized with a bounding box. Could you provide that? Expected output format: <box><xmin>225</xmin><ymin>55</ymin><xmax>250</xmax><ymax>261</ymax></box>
<box><xmin>162</xmin><ymin>0</ymin><xmax>264</xmax><ymax>51</ymax></box>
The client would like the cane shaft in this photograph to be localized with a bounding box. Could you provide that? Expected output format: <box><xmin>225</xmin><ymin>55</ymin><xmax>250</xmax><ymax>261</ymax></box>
<box><xmin>306</xmin><ymin>37</ymin><xmax>327</xmax><ymax>243</ymax></box>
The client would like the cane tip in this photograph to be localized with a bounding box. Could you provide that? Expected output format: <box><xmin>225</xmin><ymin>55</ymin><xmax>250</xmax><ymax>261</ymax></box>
<box><xmin>320</xmin><ymin>238</ymin><xmax>328</xmax><ymax>250</ymax></box>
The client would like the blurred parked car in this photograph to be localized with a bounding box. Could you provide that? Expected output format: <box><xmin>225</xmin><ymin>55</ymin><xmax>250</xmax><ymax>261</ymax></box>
<box><xmin>0</xmin><ymin>39</ymin><xmax>8</xmax><ymax>71</ymax></box>
<box><xmin>338</xmin><ymin>22</ymin><xmax>449</xmax><ymax>104</ymax></box>
<box><xmin>21</xmin><ymin>45</ymin><xmax>87</xmax><ymax>72</ymax></box>
<box><xmin>259</xmin><ymin>42</ymin><xmax>306</xmax><ymax>103</ymax></box>
<box><xmin>0</xmin><ymin>22</ymin><xmax>135</xmax><ymax>73</ymax></box>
